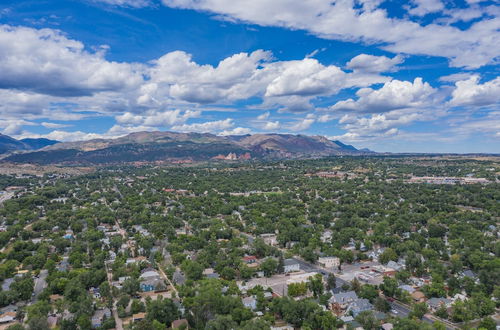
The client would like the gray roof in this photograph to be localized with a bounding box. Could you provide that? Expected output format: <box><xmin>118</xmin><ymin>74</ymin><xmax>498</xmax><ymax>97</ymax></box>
<box><xmin>427</xmin><ymin>297</ymin><xmax>451</xmax><ymax>308</ymax></box>
<box><xmin>284</xmin><ymin>259</ymin><xmax>299</xmax><ymax>266</ymax></box>
<box><xmin>348</xmin><ymin>298</ymin><xmax>373</xmax><ymax>313</ymax></box>
<box><xmin>331</xmin><ymin>290</ymin><xmax>358</xmax><ymax>303</ymax></box>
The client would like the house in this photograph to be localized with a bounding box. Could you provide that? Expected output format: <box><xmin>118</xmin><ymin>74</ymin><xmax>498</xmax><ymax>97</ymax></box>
<box><xmin>171</xmin><ymin>319</ymin><xmax>189</xmax><ymax>329</ymax></box>
<box><xmin>139</xmin><ymin>269</ymin><xmax>161</xmax><ymax>281</ymax></box>
<box><xmin>427</xmin><ymin>297</ymin><xmax>451</xmax><ymax>311</ymax></box>
<box><xmin>411</xmin><ymin>291</ymin><xmax>426</xmax><ymax>303</ymax></box>
<box><xmin>260</xmin><ymin>233</ymin><xmax>278</xmax><ymax>246</ymax></box>
<box><xmin>132</xmin><ymin>312</ymin><xmax>146</xmax><ymax>322</ymax></box>
<box><xmin>387</xmin><ymin>261</ymin><xmax>404</xmax><ymax>271</ymax></box>
<box><xmin>242</xmin><ymin>255</ymin><xmax>258</xmax><ymax>264</ymax></box>
<box><xmin>398</xmin><ymin>284</ymin><xmax>415</xmax><ymax>294</ymax></box>
<box><xmin>140</xmin><ymin>279</ymin><xmax>163</xmax><ymax>292</ymax></box>
<box><xmin>91</xmin><ymin>308</ymin><xmax>111</xmax><ymax>328</ymax></box>
<box><xmin>0</xmin><ymin>312</ymin><xmax>16</xmax><ymax>324</ymax></box>
<box><xmin>320</xmin><ymin>230</ymin><xmax>332</xmax><ymax>243</ymax></box>
<box><xmin>89</xmin><ymin>287</ymin><xmax>101</xmax><ymax>299</ymax></box>
<box><xmin>1</xmin><ymin>278</ymin><xmax>14</xmax><ymax>291</ymax></box>
<box><xmin>318</xmin><ymin>256</ymin><xmax>340</xmax><ymax>269</ymax></box>
<box><xmin>173</xmin><ymin>270</ymin><xmax>186</xmax><ymax>285</ymax></box>
<box><xmin>242</xmin><ymin>296</ymin><xmax>257</xmax><ymax>310</ymax></box>
<box><xmin>330</xmin><ymin>291</ymin><xmax>358</xmax><ymax>307</ymax></box>
<box><xmin>283</xmin><ymin>259</ymin><xmax>300</xmax><ymax>273</ymax></box>
<box><xmin>347</xmin><ymin>298</ymin><xmax>373</xmax><ymax>316</ymax></box>
<box><xmin>381</xmin><ymin>323</ymin><xmax>394</xmax><ymax>330</ymax></box>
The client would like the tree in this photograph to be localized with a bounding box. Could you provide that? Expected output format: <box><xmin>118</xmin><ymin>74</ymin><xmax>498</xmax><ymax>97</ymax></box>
<box><xmin>379</xmin><ymin>247</ymin><xmax>398</xmax><ymax>264</ymax></box>
<box><xmin>355</xmin><ymin>311</ymin><xmax>377</xmax><ymax>330</ymax></box>
<box><xmin>410</xmin><ymin>302</ymin><xmax>428</xmax><ymax>320</ymax></box>
<box><xmin>205</xmin><ymin>315</ymin><xmax>238</xmax><ymax>330</ymax></box>
<box><xmin>380</xmin><ymin>276</ymin><xmax>398</xmax><ymax>297</ymax></box>
<box><xmin>374</xmin><ymin>297</ymin><xmax>390</xmax><ymax>312</ymax></box>
<box><xmin>307</xmin><ymin>274</ymin><xmax>324</xmax><ymax>298</ymax></box>
<box><xmin>358</xmin><ymin>285</ymin><xmax>378</xmax><ymax>302</ymax></box>
<box><xmin>326</xmin><ymin>273</ymin><xmax>336</xmax><ymax>290</ymax></box>
<box><xmin>434</xmin><ymin>304</ymin><xmax>448</xmax><ymax>319</ymax></box>
<box><xmin>146</xmin><ymin>296</ymin><xmax>179</xmax><ymax>325</ymax></box>
<box><xmin>478</xmin><ymin>317</ymin><xmax>496</xmax><ymax>330</ymax></box>
<box><xmin>260</xmin><ymin>258</ymin><xmax>278</xmax><ymax>277</ymax></box>
<box><xmin>288</xmin><ymin>282</ymin><xmax>307</xmax><ymax>297</ymax></box>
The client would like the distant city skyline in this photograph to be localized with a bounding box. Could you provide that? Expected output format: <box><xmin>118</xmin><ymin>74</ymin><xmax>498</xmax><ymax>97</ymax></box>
<box><xmin>0</xmin><ymin>0</ymin><xmax>499</xmax><ymax>153</ymax></box>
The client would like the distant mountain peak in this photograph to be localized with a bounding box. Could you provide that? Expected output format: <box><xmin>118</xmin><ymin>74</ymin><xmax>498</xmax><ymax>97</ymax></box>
<box><xmin>3</xmin><ymin>131</ymin><xmax>369</xmax><ymax>165</ymax></box>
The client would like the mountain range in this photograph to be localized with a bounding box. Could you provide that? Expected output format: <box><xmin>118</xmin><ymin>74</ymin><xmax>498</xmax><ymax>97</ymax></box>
<box><xmin>0</xmin><ymin>134</ymin><xmax>58</xmax><ymax>155</ymax></box>
<box><xmin>1</xmin><ymin>131</ymin><xmax>368</xmax><ymax>165</ymax></box>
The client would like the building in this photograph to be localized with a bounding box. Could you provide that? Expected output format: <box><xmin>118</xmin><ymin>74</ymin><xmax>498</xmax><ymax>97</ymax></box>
<box><xmin>0</xmin><ymin>312</ymin><xmax>16</xmax><ymax>324</ymax></box>
<box><xmin>411</xmin><ymin>291</ymin><xmax>426</xmax><ymax>303</ymax></box>
<box><xmin>132</xmin><ymin>313</ymin><xmax>146</xmax><ymax>322</ymax></box>
<box><xmin>260</xmin><ymin>233</ymin><xmax>278</xmax><ymax>246</ymax></box>
<box><xmin>427</xmin><ymin>297</ymin><xmax>451</xmax><ymax>311</ymax></box>
<box><xmin>242</xmin><ymin>296</ymin><xmax>257</xmax><ymax>310</ymax></box>
<box><xmin>91</xmin><ymin>308</ymin><xmax>111</xmax><ymax>328</ymax></box>
<box><xmin>283</xmin><ymin>259</ymin><xmax>300</xmax><ymax>273</ymax></box>
<box><xmin>347</xmin><ymin>298</ymin><xmax>373</xmax><ymax>316</ymax></box>
<box><xmin>318</xmin><ymin>256</ymin><xmax>340</xmax><ymax>269</ymax></box>
<box><xmin>171</xmin><ymin>319</ymin><xmax>189</xmax><ymax>329</ymax></box>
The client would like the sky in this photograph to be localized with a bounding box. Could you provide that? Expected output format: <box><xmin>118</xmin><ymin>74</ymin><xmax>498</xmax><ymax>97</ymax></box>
<box><xmin>0</xmin><ymin>0</ymin><xmax>499</xmax><ymax>153</ymax></box>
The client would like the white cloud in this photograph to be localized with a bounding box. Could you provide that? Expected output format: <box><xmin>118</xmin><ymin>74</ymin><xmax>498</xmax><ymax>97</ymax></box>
<box><xmin>0</xmin><ymin>25</ymin><xmax>143</xmax><ymax>97</ymax></box>
<box><xmin>162</xmin><ymin>0</ymin><xmax>500</xmax><ymax>68</ymax></box>
<box><xmin>407</xmin><ymin>0</ymin><xmax>444</xmax><ymax>16</ymax></box>
<box><xmin>346</xmin><ymin>54</ymin><xmax>404</xmax><ymax>73</ymax></box>
<box><xmin>257</xmin><ymin>112</ymin><xmax>270</xmax><ymax>120</ymax></box>
<box><xmin>331</xmin><ymin>78</ymin><xmax>436</xmax><ymax>113</ymax></box>
<box><xmin>261</xmin><ymin>121</ymin><xmax>281</xmax><ymax>131</ymax></box>
<box><xmin>448</xmin><ymin>76</ymin><xmax>500</xmax><ymax>107</ymax></box>
<box><xmin>289</xmin><ymin>118</ymin><xmax>315</xmax><ymax>131</ymax></box>
<box><xmin>41</xmin><ymin>122</ymin><xmax>72</xmax><ymax>129</ymax></box>
<box><xmin>171</xmin><ymin>118</ymin><xmax>235</xmax><ymax>133</ymax></box>
<box><xmin>93</xmin><ymin>0</ymin><xmax>154</xmax><ymax>7</ymax></box>
<box><xmin>219</xmin><ymin>127</ymin><xmax>252</xmax><ymax>136</ymax></box>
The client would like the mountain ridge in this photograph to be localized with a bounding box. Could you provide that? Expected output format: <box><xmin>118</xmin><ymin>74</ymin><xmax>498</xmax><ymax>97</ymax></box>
<box><xmin>2</xmin><ymin>131</ymin><xmax>370</xmax><ymax>165</ymax></box>
<box><xmin>0</xmin><ymin>134</ymin><xmax>59</xmax><ymax>155</ymax></box>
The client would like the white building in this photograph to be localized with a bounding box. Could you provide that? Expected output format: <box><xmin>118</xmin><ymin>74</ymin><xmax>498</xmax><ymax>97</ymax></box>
<box><xmin>318</xmin><ymin>256</ymin><xmax>340</xmax><ymax>269</ymax></box>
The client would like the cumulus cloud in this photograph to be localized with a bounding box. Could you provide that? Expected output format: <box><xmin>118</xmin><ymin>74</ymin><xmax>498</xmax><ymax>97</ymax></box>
<box><xmin>346</xmin><ymin>54</ymin><xmax>404</xmax><ymax>73</ymax></box>
<box><xmin>171</xmin><ymin>118</ymin><xmax>235</xmax><ymax>133</ymax></box>
<box><xmin>330</xmin><ymin>78</ymin><xmax>436</xmax><ymax>113</ymax></box>
<box><xmin>289</xmin><ymin>117</ymin><xmax>315</xmax><ymax>131</ymax></box>
<box><xmin>0</xmin><ymin>25</ymin><xmax>143</xmax><ymax>97</ymax></box>
<box><xmin>162</xmin><ymin>0</ymin><xmax>500</xmax><ymax>68</ymax></box>
<box><xmin>448</xmin><ymin>76</ymin><xmax>500</xmax><ymax>107</ymax></box>
<box><xmin>407</xmin><ymin>0</ymin><xmax>444</xmax><ymax>16</ymax></box>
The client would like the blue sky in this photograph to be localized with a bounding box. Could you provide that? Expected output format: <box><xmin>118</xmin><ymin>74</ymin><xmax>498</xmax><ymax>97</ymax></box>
<box><xmin>0</xmin><ymin>0</ymin><xmax>499</xmax><ymax>153</ymax></box>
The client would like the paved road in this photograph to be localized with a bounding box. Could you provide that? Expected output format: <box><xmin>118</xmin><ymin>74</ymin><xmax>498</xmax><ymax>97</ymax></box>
<box><xmin>291</xmin><ymin>257</ymin><xmax>348</xmax><ymax>288</ymax></box>
<box><xmin>32</xmin><ymin>270</ymin><xmax>48</xmax><ymax>302</ymax></box>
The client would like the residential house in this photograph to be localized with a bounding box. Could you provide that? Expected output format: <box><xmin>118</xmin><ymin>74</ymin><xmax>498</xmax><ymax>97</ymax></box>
<box><xmin>171</xmin><ymin>319</ymin><xmax>189</xmax><ymax>329</ymax></box>
<box><xmin>91</xmin><ymin>308</ymin><xmax>111</xmax><ymax>328</ymax></box>
<box><xmin>0</xmin><ymin>312</ymin><xmax>16</xmax><ymax>324</ymax></box>
<box><xmin>411</xmin><ymin>291</ymin><xmax>426</xmax><ymax>303</ymax></box>
<box><xmin>242</xmin><ymin>296</ymin><xmax>257</xmax><ymax>310</ymax></box>
<box><xmin>260</xmin><ymin>233</ymin><xmax>278</xmax><ymax>246</ymax></box>
<box><xmin>283</xmin><ymin>259</ymin><xmax>300</xmax><ymax>273</ymax></box>
<box><xmin>347</xmin><ymin>298</ymin><xmax>373</xmax><ymax>317</ymax></box>
<box><xmin>398</xmin><ymin>284</ymin><xmax>415</xmax><ymax>294</ymax></box>
<box><xmin>132</xmin><ymin>313</ymin><xmax>146</xmax><ymax>322</ymax></box>
<box><xmin>1</xmin><ymin>278</ymin><xmax>14</xmax><ymax>291</ymax></box>
<box><xmin>427</xmin><ymin>298</ymin><xmax>451</xmax><ymax>311</ymax></box>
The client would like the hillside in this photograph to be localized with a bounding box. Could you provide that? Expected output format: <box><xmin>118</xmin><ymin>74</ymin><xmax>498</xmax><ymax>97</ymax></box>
<box><xmin>3</xmin><ymin>131</ymin><xmax>366</xmax><ymax>165</ymax></box>
<box><xmin>0</xmin><ymin>134</ymin><xmax>58</xmax><ymax>155</ymax></box>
